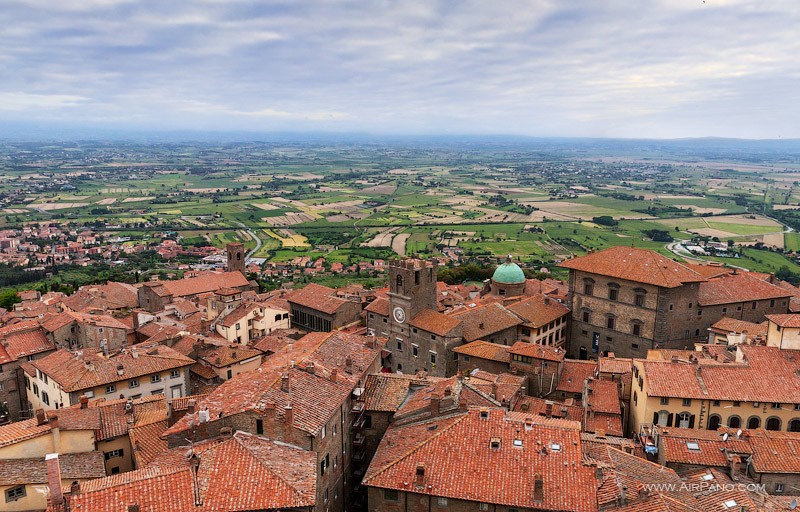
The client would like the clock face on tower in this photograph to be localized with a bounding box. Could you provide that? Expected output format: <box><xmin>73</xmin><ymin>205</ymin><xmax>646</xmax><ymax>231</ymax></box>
<box><xmin>393</xmin><ymin>306</ymin><xmax>406</xmax><ymax>324</ymax></box>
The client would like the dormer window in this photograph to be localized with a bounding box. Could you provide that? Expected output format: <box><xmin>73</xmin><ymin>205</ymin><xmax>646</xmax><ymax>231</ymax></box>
<box><xmin>490</xmin><ymin>438</ymin><xmax>501</xmax><ymax>450</ymax></box>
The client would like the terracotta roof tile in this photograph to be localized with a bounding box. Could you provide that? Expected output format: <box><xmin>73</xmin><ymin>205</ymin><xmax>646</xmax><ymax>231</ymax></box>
<box><xmin>509</xmin><ymin>341</ymin><xmax>566</xmax><ymax>362</ymax></box>
<box><xmin>410</xmin><ymin>309</ymin><xmax>461</xmax><ymax>336</ymax></box>
<box><xmin>364</xmin><ymin>296</ymin><xmax>390</xmax><ymax>316</ymax></box>
<box><xmin>363</xmin><ymin>409</ymin><xmax>597</xmax><ymax>511</ymax></box>
<box><xmin>766</xmin><ymin>313</ymin><xmax>800</xmax><ymax>328</ymax></box>
<box><xmin>453</xmin><ymin>340</ymin><xmax>511</xmax><ymax>363</ymax></box>
<box><xmin>31</xmin><ymin>345</ymin><xmax>193</xmax><ymax>392</ymax></box>
<box><xmin>286</xmin><ymin>282</ymin><xmax>351</xmax><ymax>314</ymax></box>
<box><xmin>556</xmin><ymin>360</ymin><xmax>598</xmax><ymax>394</ymax></box>
<box><xmin>598</xmin><ymin>355</ymin><xmax>633</xmax><ymax>375</ymax></box>
<box><xmin>164</xmin><ymin>331</ymin><xmax>383</xmax><ymax>438</ymax></box>
<box><xmin>362</xmin><ymin>373</ymin><xmax>441</xmax><ymax>412</ymax></box>
<box><xmin>507</xmin><ymin>293</ymin><xmax>570</xmax><ymax>328</ymax></box>
<box><xmin>0</xmin><ymin>320</ymin><xmax>54</xmax><ymax>363</ymax></box>
<box><xmin>0</xmin><ymin>452</ymin><xmax>105</xmax><ymax>485</ymax></box>
<box><xmin>641</xmin><ymin>345</ymin><xmax>800</xmax><ymax>402</ymax></box>
<box><xmin>450</xmin><ymin>302</ymin><xmax>521</xmax><ymax>342</ymax></box>
<box><xmin>559</xmin><ymin>246</ymin><xmax>706</xmax><ymax>288</ymax></box>
<box><xmin>698</xmin><ymin>272</ymin><xmax>792</xmax><ymax>306</ymax></box>
<box><xmin>159</xmin><ymin>271</ymin><xmax>250</xmax><ymax>298</ymax></box>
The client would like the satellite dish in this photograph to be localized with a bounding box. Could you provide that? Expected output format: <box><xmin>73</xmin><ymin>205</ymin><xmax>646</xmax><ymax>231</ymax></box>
<box><xmin>736</xmin><ymin>429</ymin><xmax>742</xmax><ymax>438</ymax></box>
<box><xmin>722</xmin><ymin>433</ymin><xmax>729</xmax><ymax>442</ymax></box>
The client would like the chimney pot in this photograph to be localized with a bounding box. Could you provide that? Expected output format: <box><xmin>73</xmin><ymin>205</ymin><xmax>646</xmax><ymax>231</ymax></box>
<box><xmin>36</xmin><ymin>409</ymin><xmax>47</xmax><ymax>426</ymax></box>
<box><xmin>46</xmin><ymin>453</ymin><xmax>64</xmax><ymax>506</ymax></box>
<box><xmin>415</xmin><ymin>463</ymin><xmax>425</xmax><ymax>486</ymax></box>
<box><xmin>70</xmin><ymin>480</ymin><xmax>80</xmax><ymax>495</ymax></box>
<box><xmin>187</xmin><ymin>399</ymin><xmax>197</xmax><ymax>414</ymax></box>
<box><xmin>534</xmin><ymin>474</ymin><xmax>544</xmax><ymax>502</ymax></box>
<box><xmin>284</xmin><ymin>403</ymin><xmax>294</xmax><ymax>426</ymax></box>
<box><xmin>430</xmin><ymin>394</ymin><xmax>441</xmax><ymax>416</ymax></box>
<box><xmin>281</xmin><ymin>373</ymin><xmax>289</xmax><ymax>392</ymax></box>
<box><xmin>80</xmin><ymin>395</ymin><xmax>89</xmax><ymax>409</ymax></box>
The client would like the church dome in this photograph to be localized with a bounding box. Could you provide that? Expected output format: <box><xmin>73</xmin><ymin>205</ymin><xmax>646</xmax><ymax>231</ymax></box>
<box><xmin>492</xmin><ymin>256</ymin><xmax>526</xmax><ymax>284</ymax></box>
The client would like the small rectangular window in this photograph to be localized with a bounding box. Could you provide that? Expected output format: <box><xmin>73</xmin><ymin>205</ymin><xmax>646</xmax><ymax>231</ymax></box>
<box><xmin>683</xmin><ymin>398</ymin><xmax>691</xmax><ymax>406</ymax></box>
<box><xmin>106</xmin><ymin>385</ymin><xmax>116</xmax><ymax>394</ymax></box>
<box><xmin>170</xmin><ymin>370</ymin><xmax>180</xmax><ymax>379</ymax></box>
<box><xmin>384</xmin><ymin>489</ymin><xmax>399</xmax><ymax>501</ymax></box>
<box><xmin>5</xmin><ymin>485</ymin><xmax>26</xmax><ymax>502</ymax></box>
<box><xmin>660</xmin><ymin>397</ymin><xmax>669</xmax><ymax>405</ymax></box>
<box><xmin>151</xmin><ymin>375</ymin><xmax>162</xmax><ymax>383</ymax></box>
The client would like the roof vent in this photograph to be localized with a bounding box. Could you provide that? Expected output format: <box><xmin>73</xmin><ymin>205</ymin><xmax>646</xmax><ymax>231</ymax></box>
<box><xmin>490</xmin><ymin>437</ymin><xmax>501</xmax><ymax>450</ymax></box>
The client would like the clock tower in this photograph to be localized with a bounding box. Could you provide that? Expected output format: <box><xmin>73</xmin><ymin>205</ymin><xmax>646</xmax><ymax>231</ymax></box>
<box><xmin>384</xmin><ymin>258</ymin><xmax>438</xmax><ymax>372</ymax></box>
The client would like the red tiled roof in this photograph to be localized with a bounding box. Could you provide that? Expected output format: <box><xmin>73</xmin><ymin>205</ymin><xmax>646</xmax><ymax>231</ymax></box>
<box><xmin>559</xmin><ymin>246</ymin><xmax>706</xmax><ymax>288</ymax></box>
<box><xmin>362</xmin><ymin>373</ymin><xmax>440</xmax><ymax>412</ymax></box>
<box><xmin>61</xmin><ymin>281</ymin><xmax>139</xmax><ymax>312</ymax></box>
<box><xmin>507</xmin><ymin>294</ymin><xmax>569</xmax><ymax>328</ymax></box>
<box><xmin>766</xmin><ymin>313</ymin><xmax>800</xmax><ymax>328</ymax></box>
<box><xmin>640</xmin><ymin>345</ymin><xmax>800</xmax><ymax>402</ymax></box>
<box><xmin>598</xmin><ymin>355</ymin><xmax>633</xmax><ymax>375</ymax></box>
<box><xmin>585</xmin><ymin>379</ymin><xmax>621</xmax><ymax>415</ymax></box>
<box><xmin>556</xmin><ymin>360</ymin><xmax>598</xmax><ymax>394</ymax></box>
<box><xmin>698</xmin><ymin>272</ymin><xmax>792</xmax><ymax>306</ymax></box>
<box><xmin>0</xmin><ymin>452</ymin><xmax>105</xmax><ymax>485</ymax></box>
<box><xmin>0</xmin><ymin>320</ymin><xmax>54</xmax><ymax>363</ymax></box>
<box><xmin>453</xmin><ymin>340</ymin><xmax>511</xmax><ymax>363</ymax></box>
<box><xmin>363</xmin><ymin>409</ymin><xmax>597</xmax><ymax>511</ymax></box>
<box><xmin>508</xmin><ymin>341</ymin><xmax>565</xmax><ymax>362</ymax></box>
<box><xmin>410</xmin><ymin>309</ymin><xmax>461</xmax><ymax>336</ymax></box>
<box><xmin>709</xmin><ymin>317</ymin><xmax>768</xmax><ymax>336</ymax></box>
<box><xmin>164</xmin><ymin>331</ymin><xmax>382</xmax><ymax>438</ymax></box>
<box><xmin>450</xmin><ymin>302</ymin><xmax>522</xmax><ymax>342</ymax></box>
<box><xmin>31</xmin><ymin>345</ymin><xmax>193</xmax><ymax>392</ymax></box>
<box><xmin>130</xmin><ymin>420</ymin><xmax>169</xmax><ymax>468</ymax></box>
<box><xmin>159</xmin><ymin>271</ymin><xmax>250</xmax><ymax>298</ymax></box>
<box><xmin>364</xmin><ymin>296</ymin><xmax>390</xmax><ymax>316</ymax></box>
<box><xmin>749</xmin><ymin>430</ymin><xmax>800</xmax><ymax>473</ymax></box>
<box><xmin>286</xmin><ymin>282</ymin><xmax>351</xmax><ymax>314</ymax></box>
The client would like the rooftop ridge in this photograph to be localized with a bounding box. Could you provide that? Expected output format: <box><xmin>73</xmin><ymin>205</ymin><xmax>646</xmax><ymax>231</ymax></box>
<box><xmin>363</xmin><ymin>412</ymin><xmax>469</xmax><ymax>485</ymax></box>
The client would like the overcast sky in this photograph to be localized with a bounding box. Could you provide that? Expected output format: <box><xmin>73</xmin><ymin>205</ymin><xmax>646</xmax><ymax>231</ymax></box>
<box><xmin>1</xmin><ymin>0</ymin><xmax>798</xmax><ymax>139</ymax></box>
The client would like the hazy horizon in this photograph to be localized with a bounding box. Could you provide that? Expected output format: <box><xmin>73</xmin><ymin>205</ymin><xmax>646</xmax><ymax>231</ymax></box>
<box><xmin>2</xmin><ymin>1</ymin><xmax>799</xmax><ymax>139</ymax></box>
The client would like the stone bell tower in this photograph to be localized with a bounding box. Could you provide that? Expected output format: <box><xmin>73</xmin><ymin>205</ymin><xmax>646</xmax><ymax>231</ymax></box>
<box><xmin>226</xmin><ymin>242</ymin><xmax>246</xmax><ymax>275</ymax></box>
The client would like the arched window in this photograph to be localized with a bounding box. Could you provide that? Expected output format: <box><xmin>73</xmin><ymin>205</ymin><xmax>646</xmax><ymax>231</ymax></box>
<box><xmin>789</xmin><ymin>419</ymin><xmax>800</xmax><ymax>432</ymax></box>
<box><xmin>707</xmin><ymin>414</ymin><xmax>721</xmax><ymax>430</ymax></box>
<box><xmin>678</xmin><ymin>412</ymin><xmax>694</xmax><ymax>428</ymax></box>
<box><xmin>654</xmin><ymin>410</ymin><xmax>671</xmax><ymax>426</ymax></box>
<box><xmin>728</xmin><ymin>416</ymin><xmax>741</xmax><ymax>429</ymax></box>
<box><xmin>747</xmin><ymin>416</ymin><xmax>761</xmax><ymax>429</ymax></box>
<box><xmin>766</xmin><ymin>417</ymin><xmax>782</xmax><ymax>431</ymax></box>
<box><xmin>396</xmin><ymin>274</ymin><xmax>403</xmax><ymax>289</ymax></box>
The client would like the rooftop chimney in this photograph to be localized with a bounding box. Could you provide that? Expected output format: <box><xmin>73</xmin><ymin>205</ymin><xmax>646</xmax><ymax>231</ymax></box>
<box><xmin>281</xmin><ymin>373</ymin><xmax>289</xmax><ymax>392</ymax></box>
<box><xmin>35</xmin><ymin>408</ymin><xmax>47</xmax><ymax>426</ymax></box>
<box><xmin>284</xmin><ymin>403</ymin><xmax>293</xmax><ymax>427</ymax></box>
<box><xmin>415</xmin><ymin>463</ymin><xmax>425</xmax><ymax>487</ymax></box>
<box><xmin>430</xmin><ymin>394</ymin><xmax>441</xmax><ymax>416</ymax></box>
<box><xmin>70</xmin><ymin>480</ymin><xmax>80</xmax><ymax>495</ymax></box>
<box><xmin>533</xmin><ymin>475</ymin><xmax>544</xmax><ymax>502</ymax></box>
<box><xmin>80</xmin><ymin>395</ymin><xmax>89</xmax><ymax>409</ymax></box>
<box><xmin>46</xmin><ymin>453</ymin><xmax>64</xmax><ymax>507</ymax></box>
<box><xmin>306</xmin><ymin>361</ymin><xmax>315</xmax><ymax>374</ymax></box>
<box><xmin>128</xmin><ymin>504</ymin><xmax>141</xmax><ymax>512</ymax></box>
<box><xmin>544</xmin><ymin>400</ymin><xmax>554</xmax><ymax>418</ymax></box>
<box><xmin>330</xmin><ymin>368</ymin><xmax>337</xmax><ymax>382</ymax></box>
<box><xmin>345</xmin><ymin>356</ymin><xmax>353</xmax><ymax>374</ymax></box>
<box><xmin>491</xmin><ymin>382</ymin><xmax>498</xmax><ymax>399</ymax></box>
<box><xmin>187</xmin><ymin>399</ymin><xmax>197</xmax><ymax>415</ymax></box>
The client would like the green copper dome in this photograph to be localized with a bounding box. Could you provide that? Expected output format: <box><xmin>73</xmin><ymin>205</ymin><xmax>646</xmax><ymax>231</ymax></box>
<box><xmin>492</xmin><ymin>256</ymin><xmax>526</xmax><ymax>284</ymax></box>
